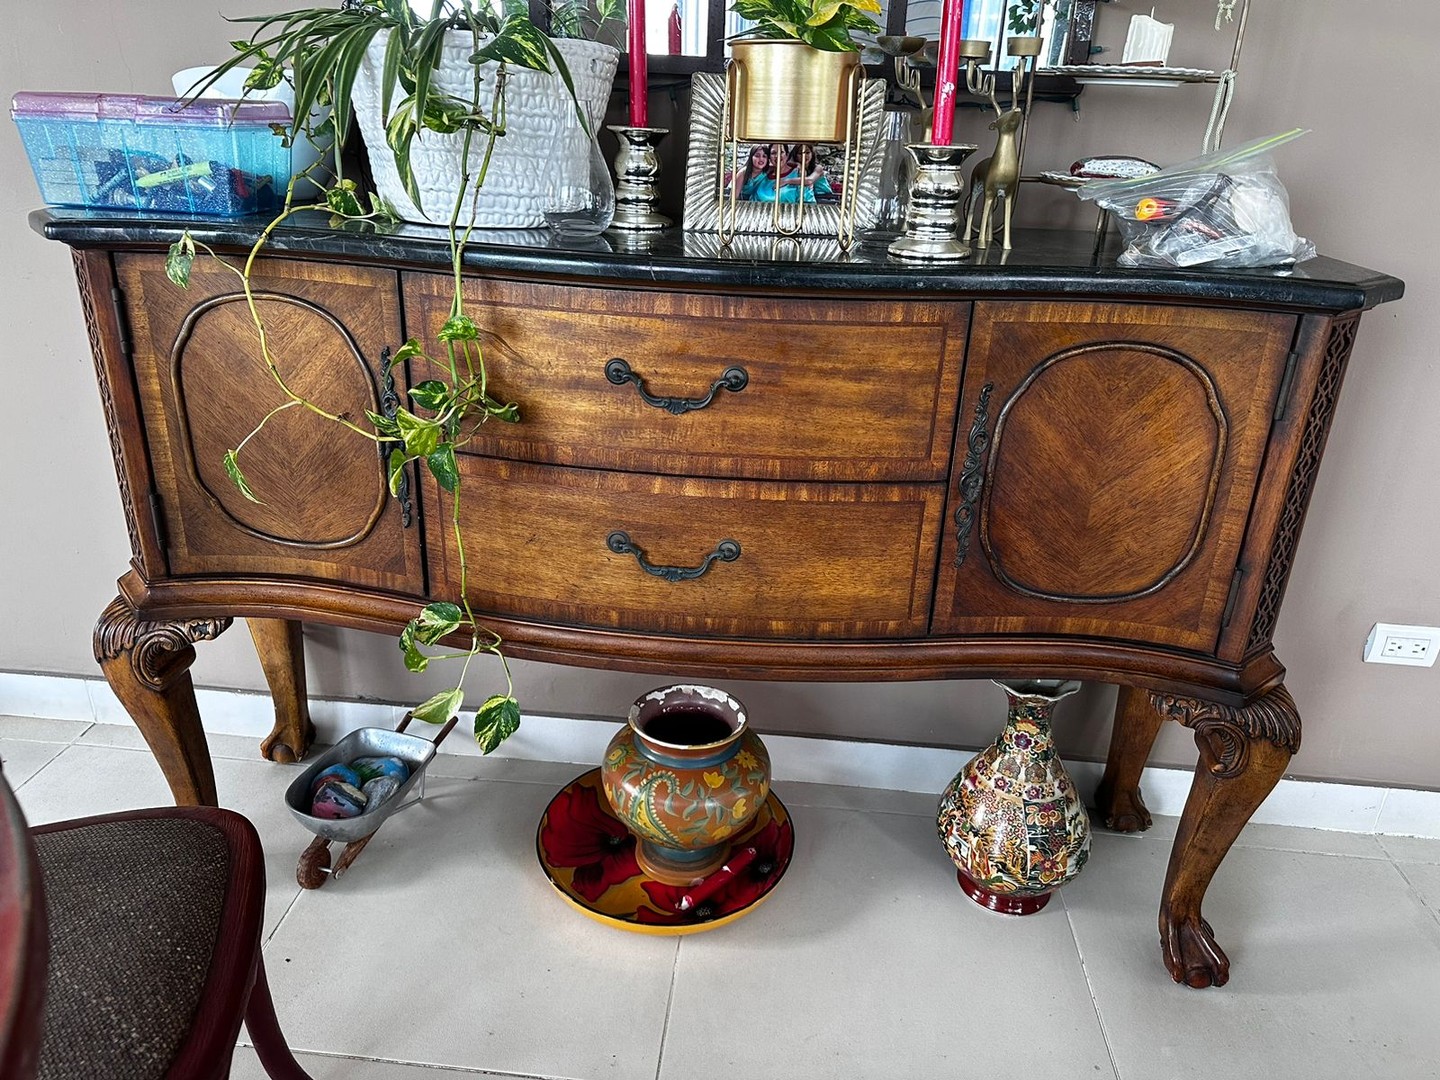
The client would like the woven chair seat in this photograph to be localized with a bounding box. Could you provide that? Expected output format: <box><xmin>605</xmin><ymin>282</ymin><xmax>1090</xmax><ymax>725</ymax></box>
<box><xmin>34</xmin><ymin>817</ymin><xmax>229</xmax><ymax>1080</ymax></box>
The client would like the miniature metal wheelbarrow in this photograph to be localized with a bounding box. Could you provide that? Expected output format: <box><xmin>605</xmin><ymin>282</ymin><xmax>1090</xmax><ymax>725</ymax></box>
<box><xmin>284</xmin><ymin>712</ymin><xmax>459</xmax><ymax>889</ymax></box>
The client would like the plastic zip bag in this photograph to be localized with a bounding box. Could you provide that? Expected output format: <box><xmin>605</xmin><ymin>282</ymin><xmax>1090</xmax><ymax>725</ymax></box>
<box><xmin>1077</xmin><ymin>129</ymin><xmax>1316</xmax><ymax>269</ymax></box>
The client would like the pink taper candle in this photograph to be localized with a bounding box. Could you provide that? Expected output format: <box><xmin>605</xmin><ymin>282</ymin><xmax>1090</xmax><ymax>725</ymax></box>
<box><xmin>627</xmin><ymin>0</ymin><xmax>649</xmax><ymax>127</ymax></box>
<box><xmin>931</xmin><ymin>0</ymin><xmax>964</xmax><ymax>144</ymax></box>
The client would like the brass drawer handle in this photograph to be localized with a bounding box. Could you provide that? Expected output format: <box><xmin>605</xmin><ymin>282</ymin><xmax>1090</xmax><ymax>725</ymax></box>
<box><xmin>607</xmin><ymin>531</ymin><xmax>741</xmax><ymax>582</ymax></box>
<box><xmin>604</xmin><ymin>358</ymin><xmax>748</xmax><ymax>415</ymax></box>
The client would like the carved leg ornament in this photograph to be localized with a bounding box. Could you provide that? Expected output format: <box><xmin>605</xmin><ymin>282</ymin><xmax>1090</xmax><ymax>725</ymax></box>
<box><xmin>247</xmin><ymin>618</ymin><xmax>316</xmax><ymax>764</ymax></box>
<box><xmin>94</xmin><ymin>594</ymin><xmax>231</xmax><ymax>806</ymax></box>
<box><xmin>1094</xmin><ymin>685</ymin><xmax>1165</xmax><ymax>833</ymax></box>
<box><xmin>1151</xmin><ymin>684</ymin><xmax>1300</xmax><ymax>988</ymax></box>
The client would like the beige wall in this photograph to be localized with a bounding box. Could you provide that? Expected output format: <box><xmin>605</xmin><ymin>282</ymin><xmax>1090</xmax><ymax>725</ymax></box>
<box><xmin>1</xmin><ymin>0</ymin><xmax>1435</xmax><ymax>787</ymax></box>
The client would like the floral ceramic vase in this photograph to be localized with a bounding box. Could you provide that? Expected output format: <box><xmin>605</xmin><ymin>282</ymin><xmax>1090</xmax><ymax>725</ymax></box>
<box><xmin>600</xmin><ymin>685</ymin><xmax>770</xmax><ymax>885</ymax></box>
<box><xmin>937</xmin><ymin>679</ymin><xmax>1090</xmax><ymax>914</ymax></box>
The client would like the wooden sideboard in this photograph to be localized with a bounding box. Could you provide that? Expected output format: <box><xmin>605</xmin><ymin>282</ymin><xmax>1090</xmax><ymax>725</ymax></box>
<box><xmin>37</xmin><ymin>210</ymin><xmax>1402</xmax><ymax>988</ymax></box>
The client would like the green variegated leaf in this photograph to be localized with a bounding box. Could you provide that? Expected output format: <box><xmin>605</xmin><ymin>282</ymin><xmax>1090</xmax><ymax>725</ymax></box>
<box><xmin>390</xmin><ymin>337</ymin><xmax>424</xmax><ymax>367</ymax></box>
<box><xmin>244</xmin><ymin>58</ymin><xmax>285</xmax><ymax>91</ymax></box>
<box><xmin>387</xmin><ymin>447</ymin><xmax>409</xmax><ymax>497</ymax></box>
<box><xmin>414</xmin><ymin>600</ymin><xmax>463</xmax><ymax>644</ymax></box>
<box><xmin>222</xmin><ymin>450</ymin><xmax>260</xmax><ymax>503</ymax></box>
<box><xmin>487</xmin><ymin>399</ymin><xmax>520</xmax><ymax>423</ymax></box>
<box><xmin>369</xmin><ymin>192</ymin><xmax>400</xmax><ymax>222</ymax></box>
<box><xmin>412</xmin><ymin>686</ymin><xmax>464</xmax><ymax>725</ymax></box>
<box><xmin>801</xmin><ymin>22</ymin><xmax>857</xmax><ymax>50</ymax></box>
<box><xmin>398</xmin><ymin>620</ymin><xmax>429</xmax><ymax>672</ymax></box>
<box><xmin>165</xmin><ymin>234</ymin><xmax>195</xmax><ymax>288</ymax></box>
<box><xmin>365</xmin><ymin>409</ymin><xmax>402</xmax><ymax>438</ymax></box>
<box><xmin>596</xmin><ymin>0</ymin><xmax>623</xmax><ymax>26</ymax></box>
<box><xmin>474</xmin><ymin>694</ymin><xmax>521</xmax><ymax>753</ymax></box>
<box><xmin>408</xmin><ymin>380</ymin><xmax>449</xmax><ymax>411</ymax></box>
<box><xmin>325</xmin><ymin>179</ymin><xmax>365</xmax><ymax>217</ymax></box>
<box><xmin>427</xmin><ymin>444</ymin><xmax>459</xmax><ymax>493</ymax></box>
<box><xmin>472</xmin><ymin>15</ymin><xmax>551</xmax><ymax>72</ymax></box>
<box><xmin>806</xmin><ymin>2</ymin><xmax>842</xmax><ymax>26</ymax></box>
<box><xmin>437</xmin><ymin>314</ymin><xmax>480</xmax><ymax>342</ymax></box>
<box><xmin>395</xmin><ymin>409</ymin><xmax>441</xmax><ymax>458</ymax></box>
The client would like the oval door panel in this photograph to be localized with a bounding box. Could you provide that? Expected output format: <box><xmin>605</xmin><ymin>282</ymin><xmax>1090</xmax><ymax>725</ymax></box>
<box><xmin>980</xmin><ymin>343</ymin><xmax>1227</xmax><ymax>602</ymax></box>
<box><xmin>171</xmin><ymin>293</ymin><xmax>388</xmax><ymax>548</ymax></box>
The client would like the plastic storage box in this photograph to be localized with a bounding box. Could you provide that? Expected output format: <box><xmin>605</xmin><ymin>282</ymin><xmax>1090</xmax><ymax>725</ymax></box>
<box><xmin>12</xmin><ymin>91</ymin><xmax>293</xmax><ymax>217</ymax></box>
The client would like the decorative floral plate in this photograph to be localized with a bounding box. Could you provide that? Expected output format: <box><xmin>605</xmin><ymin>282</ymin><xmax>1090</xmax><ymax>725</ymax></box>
<box><xmin>536</xmin><ymin>769</ymin><xmax>793</xmax><ymax>935</ymax></box>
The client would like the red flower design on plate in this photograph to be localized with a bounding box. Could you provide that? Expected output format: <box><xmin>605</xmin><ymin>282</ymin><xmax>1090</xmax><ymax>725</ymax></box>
<box><xmin>636</xmin><ymin>816</ymin><xmax>792</xmax><ymax>924</ymax></box>
<box><xmin>540</xmin><ymin>780</ymin><xmax>640</xmax><ymax>902</ymax></box>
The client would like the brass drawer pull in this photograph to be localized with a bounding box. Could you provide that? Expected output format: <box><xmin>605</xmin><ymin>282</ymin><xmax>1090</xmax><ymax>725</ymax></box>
<box><xmin>607</xmin><ymin>531</ymin><xmax>741</xmax><ymax>582</ymax></box>
<box><xmin>604</xmin><ymin>358</ymin><xmax>748</xmax><ymax>415</ymax></box>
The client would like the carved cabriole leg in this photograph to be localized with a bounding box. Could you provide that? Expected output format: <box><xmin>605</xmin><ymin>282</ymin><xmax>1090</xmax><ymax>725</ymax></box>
<box><xmin>1094</xmin><ymin>685</ymin><xmax>1165</xmax><ymax>832</ymax></box>
<box><xmin>247</xmin><ymin>618</ymin><xmax>316</xmax><ymax>763</ymax></box>
<box><xmin>1151</xmin><ymin>684</ymin><xmax>1300</xmax><ymax>989</ymax></box>
<box><xmin>93</xmin><ymin>594</ymin><xmax>232</xmax><ymax>806</ymax></box>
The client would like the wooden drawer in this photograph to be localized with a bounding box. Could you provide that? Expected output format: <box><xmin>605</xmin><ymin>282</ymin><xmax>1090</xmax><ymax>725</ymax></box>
<box><xmin>426</xmin><ymin>457</ymin><xmax>946</xmax><ymax>638</ymax></box>
<box><xmin>402</xmin><ymin>273</ymin><xmax>966</xmax><ymax>482</ymax></box>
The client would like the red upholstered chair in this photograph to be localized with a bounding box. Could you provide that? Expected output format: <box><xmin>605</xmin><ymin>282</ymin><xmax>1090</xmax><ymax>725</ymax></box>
<box><xmin>0</xmin><ymin>771</ymin><xmax>311</xmax><ymax>1079</ymax></box>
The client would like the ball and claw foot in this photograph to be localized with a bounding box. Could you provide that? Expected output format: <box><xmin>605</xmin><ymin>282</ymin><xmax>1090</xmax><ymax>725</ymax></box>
<box><xmin>1095</xmin><ymin>781</ymin><xmax>1153</xmax><ymax>833</ymax></box>
<box><xmin>261</xmin><ymin>718</ymin><xmax>317</xmax><ymax>764</ymax></box>
<box><xmin>1162</xmin><ymin>915</ymin><xmax>1229</xmax><ymax>989</ymax></box>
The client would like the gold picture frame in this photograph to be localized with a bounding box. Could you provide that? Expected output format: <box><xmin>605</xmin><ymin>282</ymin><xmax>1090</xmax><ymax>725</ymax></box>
<box><xmin>682</xmin><ymin>72</ymin><xmax>888</xmax><ymax>240</ymax></box>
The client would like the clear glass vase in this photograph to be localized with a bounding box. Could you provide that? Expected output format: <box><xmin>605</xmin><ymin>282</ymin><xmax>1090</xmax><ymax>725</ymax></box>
<box><xmin>543</xmin><ymin>97</ymin><xmax>615</xmax><ymax>237</ymax></box>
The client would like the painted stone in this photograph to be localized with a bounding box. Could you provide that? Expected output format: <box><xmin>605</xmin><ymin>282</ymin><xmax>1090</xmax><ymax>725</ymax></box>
<box><xmin>599</xmin><ymin>684</ymin><xmax>770</xmax><ymax>885</ymax></box>
<box><xmin>352</xmin><ymin>756</ymin><xmax>409</xmax><ymax>784</ymax></box>
<box><xmin>936</xmin><ymin>680</ymin><xmax>1091</xmax><ymax>915</ymax></box>
<box><xmin>360</xmin><ymin>776</ymin><xmax>402</xmax><ymax>814</ymax></box>
<box><xmin>310</xmin><ymin>779</ymin><xmax>368</xmax><ymax>819</ymax></box>
<box><xmin>309</xmin><ymin>764</ymin><xmax>362</xmax><ymax>796</ymax></box>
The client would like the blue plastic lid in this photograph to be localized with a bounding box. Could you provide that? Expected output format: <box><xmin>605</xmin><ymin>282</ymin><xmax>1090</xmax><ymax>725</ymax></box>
<box><xmin>11</xmin><ymin>90</ymin><xmax>291</xmax><ymax>126</ymax></box>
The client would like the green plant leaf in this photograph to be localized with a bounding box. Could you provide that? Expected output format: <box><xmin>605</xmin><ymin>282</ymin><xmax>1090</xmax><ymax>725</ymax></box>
<box><xmin>437</xmin><ymin>314</ymin><xmax>480</xmax><ymax>341</ymax></box>
<box><xmin>487</xmin><ymin>399</ymin><xmax>520</xmax><ymax>423</ymax></box>
<box><xmin>398</xmin><ymin>620</ymin><xmax>429</xmax><ymax>672</ymax></box>
<box><xmin>387</xmin><ymin>447</ymin><xmax>409</xmax><ymax>497</ymax></box>
<box><xmin>414</xmin><ymin>600</ymin><xmax>463</xmax><ymax>644</ymax></box>
<box><xmin>596</xmin><ymin>0</ymin><xmax>624</xmax><ymax>27</ymax></box>
<box><xmin>395</xmin><ymin>409</ymin><xmax>441</xmax><ymax>457</ymax></box>
<box><xmin>365</xmin><ymin>408</ymin><xmax>402</xmax><ymax>438</ymax></box>
<box><xmin>222</xmin><ymin>449</ymin><xmax>260</xmax><ymax>503</ymax></box>
<box><xmin>474</xmin><ymin>694</ymin><xmax>521</xmax><ymax>753</ymax></box>
<box><xmin>800</xmin><ymin>22</ymin><xmax>858</xmax><ymax>50</ymax></box>
<box><xmin>380</xmin><ymin>21</ymin><xmax>405</xmax><ymax>123</ymax></box>
<box><xmin>412</xmin><ymin>686</ymin><xmax>464</xmax><ymax>725</ymax></box>
<box><xmin>391</xmin><ymin>337</ymin><xmax>425</xmax><ymax>366</ymax></box>
<box><xmin>244</xmin><ymin>57</ymin><xmax>285</xmax><ymax>90</ymax></box>
<box><xmin>408</xmin><ymin>379</ymin><xmax>450</xmax><ymax>411</ymax></box>
<box><xmin>472</xmin><ymin>14</ymin><xmax>551</xmax><ymax>71</ymax></box>
<box><xmin>427</xmin><ymin>444</ymin><xmax>459</xmax><ymax>492</ymax></box>
<box><xmin>165</xmin><ymin>235</ymin><xmax>195</xmax><ymax>288</ymax></box>
<box><xmin>369</xmin><ymin>191</ymin><xmax>400</xmax><ymax>222</ymax></box>
<box><xmin>325</xmin><ymin>179</ymin><xmax>365</xmax><ymax>216</ymax></box>
<box><xmin>384</xmin><ymin>97</ymin><xmax>423</xmax><ymax>210</ymax></box>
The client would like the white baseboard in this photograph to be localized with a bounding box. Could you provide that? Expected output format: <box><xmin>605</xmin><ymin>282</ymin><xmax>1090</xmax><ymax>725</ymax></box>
<box><xmin>3</xmin><ymin>670</ymin><xmax>1437</xmax><ymax>838</ymax></box>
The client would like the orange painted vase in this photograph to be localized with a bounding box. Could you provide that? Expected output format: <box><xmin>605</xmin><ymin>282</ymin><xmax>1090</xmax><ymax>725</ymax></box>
<box><xmin>937</xmin><ymin>680</ymin><xmax>1090</xmax><ymax>915</ymax></box>
<box><xmin>600</xmin><ymin>685</ymin><xmax>770</xmax><ymax>885</ymax></box>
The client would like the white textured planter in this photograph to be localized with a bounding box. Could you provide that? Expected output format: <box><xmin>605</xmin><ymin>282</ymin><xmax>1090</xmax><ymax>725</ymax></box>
<box><xmin>354</xmin><ymin>31</ymin><xmax>618</xmax><ymax>227</ymax></box>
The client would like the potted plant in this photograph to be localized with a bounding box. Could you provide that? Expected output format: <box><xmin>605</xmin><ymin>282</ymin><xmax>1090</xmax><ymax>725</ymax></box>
<box><xmin>194</xmin><ymin>0</ymin><xmax>622</xmax><ymax>226</ymax></box>
<box><xmin>165</xmin><ymin>0</ymin><xmax>619</xmax><ymax>754</ymax></box>
<box><xmin>726</xmin><ymin>0</ymin><xmax>882</xmax><ymax>142</ymax></box>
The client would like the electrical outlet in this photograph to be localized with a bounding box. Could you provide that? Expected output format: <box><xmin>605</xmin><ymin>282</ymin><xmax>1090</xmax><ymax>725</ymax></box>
<box><xmin>1363</xmin><ymin>623</ymin><xmax>1440</xmax><ymax>667</ymax></box>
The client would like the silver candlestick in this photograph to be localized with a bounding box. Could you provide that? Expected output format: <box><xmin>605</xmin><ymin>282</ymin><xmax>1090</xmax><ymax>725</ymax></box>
<box><xmin>607</xmin><ymin>125</ymin><xmax>671</xmax><ymax>232</ymax></box>
<box><xmin>888</xmin><ymin>143</ymin><xmax>978</xmax><ymax>262</ymax></box>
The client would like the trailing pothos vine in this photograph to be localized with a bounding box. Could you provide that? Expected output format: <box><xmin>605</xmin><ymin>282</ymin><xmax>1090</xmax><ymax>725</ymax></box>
<box><xmin>165</xmin><ymin>0</ymin><xmax>612</xmax><ymax>751</ymax></box>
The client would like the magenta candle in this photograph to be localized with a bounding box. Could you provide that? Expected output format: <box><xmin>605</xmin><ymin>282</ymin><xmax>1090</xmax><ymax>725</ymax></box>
<box><xmin>931</xmin><ymin>0</ymin><xmax>964</xmax><ymax>144</ymax></box>
<box><xmin>628</xmin><ymin>0</ymin><xmax>649</xmax><ymax>126</ymax></box>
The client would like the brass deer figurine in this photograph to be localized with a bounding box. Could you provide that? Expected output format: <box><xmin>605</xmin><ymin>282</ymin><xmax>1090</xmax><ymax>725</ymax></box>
<box><xmin>963</xmin><ymin>107</ymin><xmax>1024</xmax><ymax>250</ymax></box>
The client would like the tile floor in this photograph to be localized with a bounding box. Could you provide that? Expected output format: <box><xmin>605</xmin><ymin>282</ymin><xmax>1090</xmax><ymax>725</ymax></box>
<box><xmin>5</xmin><ymin>714</ymin><xmax>1440</xmax><ymax>1080</ymax></box>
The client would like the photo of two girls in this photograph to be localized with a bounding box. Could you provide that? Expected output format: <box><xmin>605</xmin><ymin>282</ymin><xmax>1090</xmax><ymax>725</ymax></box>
<box><xmin>724</xmin><ymin>142</ymin><xmax>843</xmax><ymax>204</ymax></box>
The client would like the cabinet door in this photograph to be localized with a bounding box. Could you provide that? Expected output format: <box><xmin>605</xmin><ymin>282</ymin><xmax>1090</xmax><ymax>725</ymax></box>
<box><xmin>934</xmin><ymin>301</ymin><xmax>1296</xmax><ymax>652</ymax></box>
<box><xmin>117</xmin><ymin>254</ymin><xmax>423</xmax><ymax>593</ymax></box>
